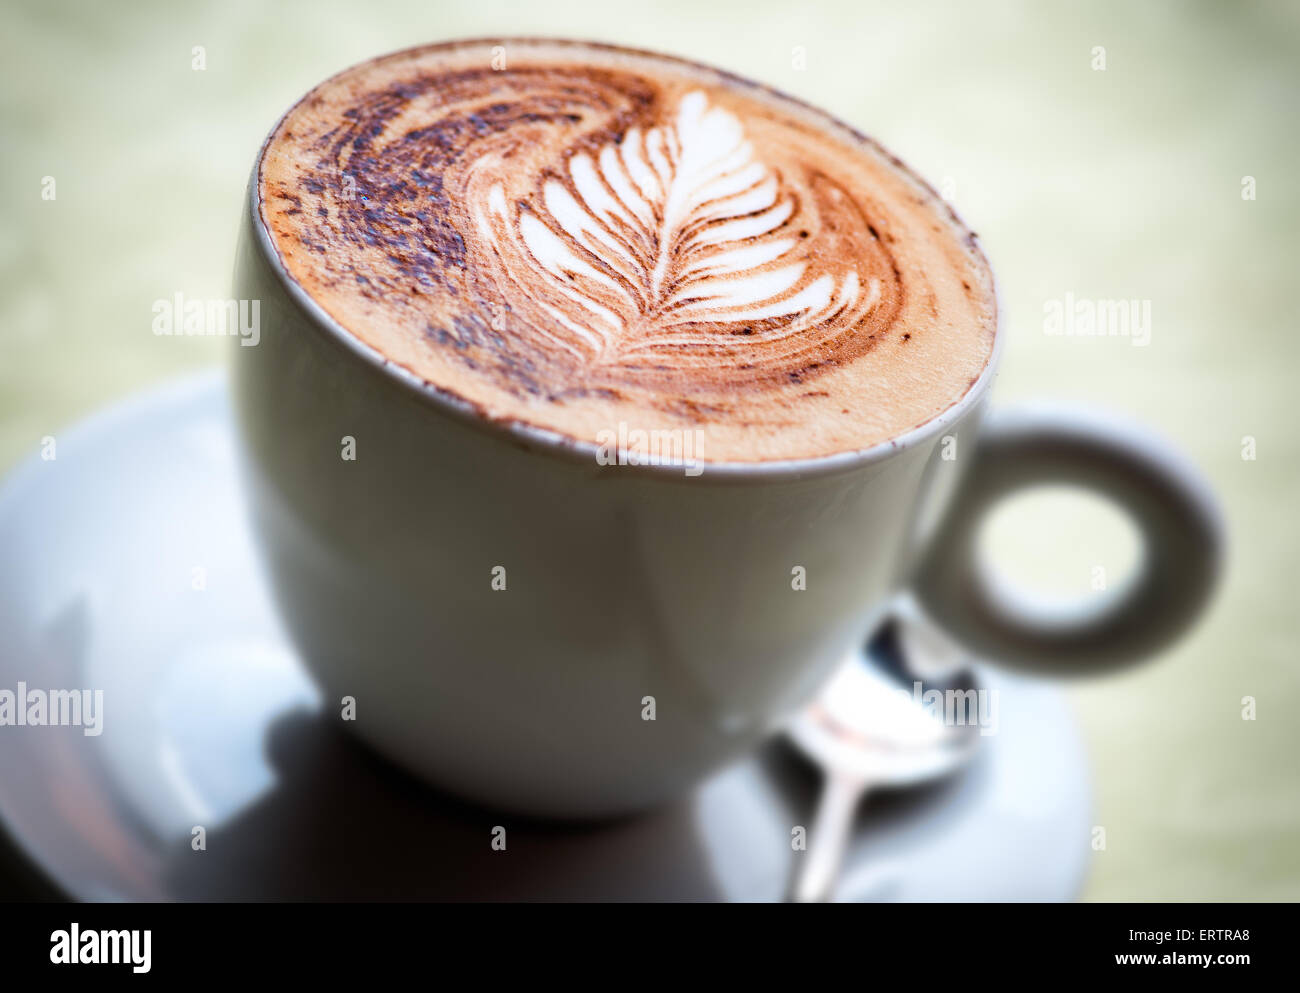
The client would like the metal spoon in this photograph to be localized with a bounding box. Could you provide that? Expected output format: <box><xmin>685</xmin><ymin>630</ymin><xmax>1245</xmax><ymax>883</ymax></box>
<box><xmin>786</xmin><ymin>598</ymin><xmax>984</xmax><ymax>902</ymax></box>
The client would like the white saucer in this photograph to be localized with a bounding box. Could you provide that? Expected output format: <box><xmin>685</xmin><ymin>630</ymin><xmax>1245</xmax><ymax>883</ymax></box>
<box><xmin>0</xmin><ymin>371</ymin><xmax>1092</xmax><ymax>901</ymax></box>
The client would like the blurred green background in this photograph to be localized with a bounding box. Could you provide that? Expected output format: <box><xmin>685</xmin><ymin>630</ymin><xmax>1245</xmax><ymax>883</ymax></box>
<box><xmin>2</xmin><ymin>0</ymin><xmax>1297</xmax><ymax>900</ymax></box>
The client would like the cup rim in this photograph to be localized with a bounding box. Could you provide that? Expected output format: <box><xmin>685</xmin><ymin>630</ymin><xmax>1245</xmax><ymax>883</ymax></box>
<box><xmin>246</xmin><ymin>36</ymin><xmax>1004</xmax><ymax>481</ymax></box>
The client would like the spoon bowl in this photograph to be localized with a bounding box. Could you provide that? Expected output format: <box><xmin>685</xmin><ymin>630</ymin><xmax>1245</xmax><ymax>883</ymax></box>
<box><xmin>786</xmin><ymin>598</ymin><xmax>983</xmax><ymax>902</ymax></box>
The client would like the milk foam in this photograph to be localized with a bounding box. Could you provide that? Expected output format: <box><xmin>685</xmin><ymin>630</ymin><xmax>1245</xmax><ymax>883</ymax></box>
<box><xmin>475</xmin><ymin>90</ymin><xmax>875</xmax><ymax>361</ymax></box>
<box><xmin>258</xmin><ymin>39</ymin><xmax>997</xmax><ymax>462</ymax></box>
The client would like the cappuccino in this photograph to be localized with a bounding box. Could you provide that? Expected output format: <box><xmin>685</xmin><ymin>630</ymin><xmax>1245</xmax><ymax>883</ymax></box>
<box><xmin>258</xmin><ymin>39</ymin><xmax>996</xmax><ymax>462</ymax></box>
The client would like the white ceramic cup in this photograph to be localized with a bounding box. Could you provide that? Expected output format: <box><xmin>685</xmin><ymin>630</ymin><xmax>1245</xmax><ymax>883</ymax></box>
<box><xmin>232</xmin><ymin>112</ymin><xmax>1222</xmax><ymax>823</ymax></box>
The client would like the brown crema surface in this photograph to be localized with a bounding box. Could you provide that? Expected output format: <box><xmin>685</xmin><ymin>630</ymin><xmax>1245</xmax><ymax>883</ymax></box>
<box><xmin>258</xmin><ymin>39</ymin><xmax>997</xmax><ymax>462</ymax></box>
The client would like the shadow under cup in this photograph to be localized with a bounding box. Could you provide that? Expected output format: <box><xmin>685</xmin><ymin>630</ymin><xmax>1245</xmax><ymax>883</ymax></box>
<box><xmin>230</xmin><ymin>194</ymin><xmax>991</xmax><ymax>819</ymax></box>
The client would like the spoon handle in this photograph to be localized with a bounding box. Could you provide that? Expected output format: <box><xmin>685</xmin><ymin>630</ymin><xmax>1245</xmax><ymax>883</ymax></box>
<box><xmin>790</xmin><ymin>770</ymin><xmax>865</xmax><ymax>903</ymax></box>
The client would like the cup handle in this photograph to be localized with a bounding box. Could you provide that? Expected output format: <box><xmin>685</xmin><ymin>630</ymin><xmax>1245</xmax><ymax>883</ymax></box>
<box><xmin>909</xmin><ymin>404</ymin><xmax>1225</xmax><ymax>675</ymax></box>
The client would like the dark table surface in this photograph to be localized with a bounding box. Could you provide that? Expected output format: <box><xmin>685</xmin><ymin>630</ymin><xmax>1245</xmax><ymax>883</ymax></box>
<box><xmin>1</xmin><ymin>824</ymin><xmax>64</xmax><ymax>901</ymax></box>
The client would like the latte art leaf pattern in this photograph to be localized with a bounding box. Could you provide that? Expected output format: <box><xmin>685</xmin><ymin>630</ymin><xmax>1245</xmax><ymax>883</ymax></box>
<box><xmin>474</xmin><ymin>92</ymin><xmax>880</xmax><ymax>365</ymax></box>
<box><xmin>258</xmin><ymin>42</ymin><xmax>980</xmax><ymax>445</ymax></box>
<box><xmin>261</xmin><ymin>42</ymin><xmax>996</xmax><ymax>458</ymax></box>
